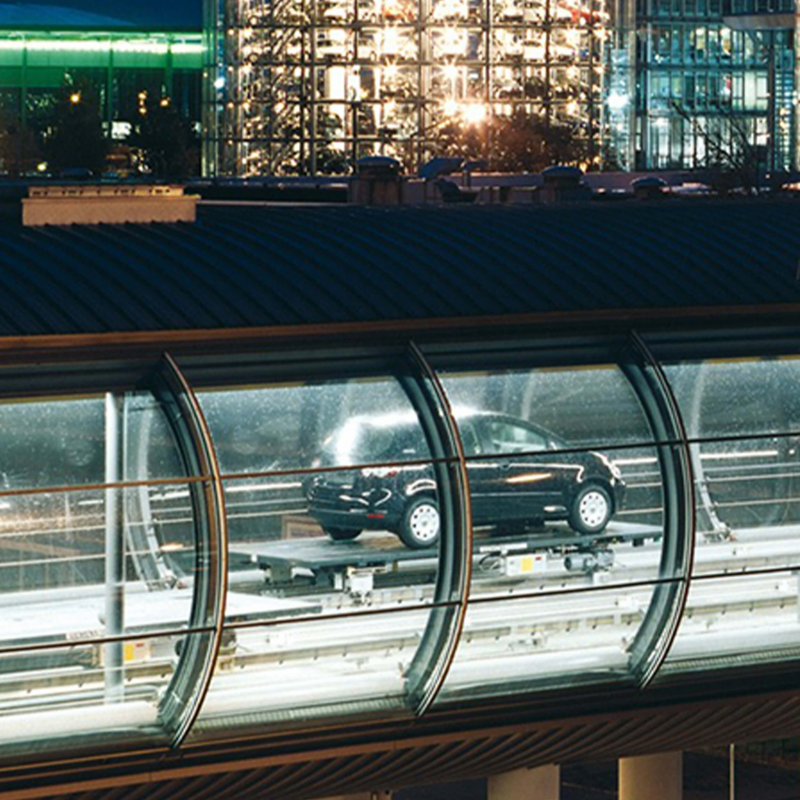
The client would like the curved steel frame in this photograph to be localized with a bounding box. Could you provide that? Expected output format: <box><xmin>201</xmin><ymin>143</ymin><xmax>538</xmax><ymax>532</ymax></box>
<box><xmin>153</xmin><ymin>353</ymin><xmax>229</xmax><ymax>748</ymax></box>
<box><xmin>402</xmin><ymin>341</ymin><xmax>472</xmax><ymax>715</ymax></box>
<box><xmin>624</xmin><ymin>331</ymin><xmax>696</xmax><ymax>686</ymax></box>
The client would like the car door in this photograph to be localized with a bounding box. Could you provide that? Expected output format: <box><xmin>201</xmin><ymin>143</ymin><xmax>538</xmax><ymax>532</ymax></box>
<box><xmin>470</xmin><ymin>416</ymin><xmax>570</xmax><ymax>524</ymax></box>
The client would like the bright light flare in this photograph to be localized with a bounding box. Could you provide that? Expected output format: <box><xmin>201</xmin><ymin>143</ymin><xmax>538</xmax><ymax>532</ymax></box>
<box><xmin>463</xmin><ymin>102</ymin><xmax>486</xmax><ymax>124</ymax></box>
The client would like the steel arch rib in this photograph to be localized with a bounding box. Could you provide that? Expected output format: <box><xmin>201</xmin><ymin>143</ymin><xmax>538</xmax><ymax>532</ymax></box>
<box><xmin>404</xmin><ymin>340</ymin><xmax>472</xmax><ymax>716</ymax></box>
<box><xmin>626</xmin><ymin>331</ymin><xmax>696</xmax><ymax>688</ymax></box>
<box><xmin>155</xmin><ymin>352</ymin><xmax>228</xmax><ymax>747</ymax></box>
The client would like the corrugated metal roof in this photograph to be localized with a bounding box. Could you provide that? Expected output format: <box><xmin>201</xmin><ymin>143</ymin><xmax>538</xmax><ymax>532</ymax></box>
<box><xmin>1</xmin><ymin>199</ymin><xmax>799</xmax><ymax>338</ymax></box>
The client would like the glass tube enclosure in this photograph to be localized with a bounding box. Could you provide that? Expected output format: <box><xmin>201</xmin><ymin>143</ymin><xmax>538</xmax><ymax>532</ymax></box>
<box><xmin>1</xmin><ymin>330</ymin><xmax>800</xmax><ymax>760</ymax></box>
<box><xmin>205</xmin><ymin>0</ymin><xmax>609</xmax><ymax>175</ymax></box>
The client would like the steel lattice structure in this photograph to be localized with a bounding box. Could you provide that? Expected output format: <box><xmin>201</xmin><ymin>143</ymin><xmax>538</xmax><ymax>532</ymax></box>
<box><xmin>204</xmin><ymin>0</ymin><xmax>613</xmax><ymax>174</ymax></box>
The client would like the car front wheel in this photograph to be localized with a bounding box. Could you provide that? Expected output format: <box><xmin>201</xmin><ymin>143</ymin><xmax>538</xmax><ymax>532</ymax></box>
<box><xmin>399</xmin><ymin>497</ymin><xmax>440</xmax><ymax>549</ymax></box>
<box><xmin>569</xmin><ymin>484</ymin><xmax>612</xmax><ymax>535</ymax></box>
<box><xmin>324</xmin><ymin>526</ymin><xmax>362</xmax><ymax>542</ymax></box>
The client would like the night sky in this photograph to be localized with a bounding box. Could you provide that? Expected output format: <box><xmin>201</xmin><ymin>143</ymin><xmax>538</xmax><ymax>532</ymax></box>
<box><xmin>6</xmin><ymin>0</ymin><xmax>202</xmax><ymax>27</ymax></box>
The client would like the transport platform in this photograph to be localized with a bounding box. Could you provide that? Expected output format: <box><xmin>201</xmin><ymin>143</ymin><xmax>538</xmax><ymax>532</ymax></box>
<box><xmin>231</xmin><ymin>522</ymin><xmax>660</xmax><ymax>592</ymax></box>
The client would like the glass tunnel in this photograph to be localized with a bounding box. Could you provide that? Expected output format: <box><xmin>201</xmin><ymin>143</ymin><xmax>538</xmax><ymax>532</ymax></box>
<box><xmin>2</xmin><ymin>329</ymin><xmax>800</xmax><ymax>759</ymax></box>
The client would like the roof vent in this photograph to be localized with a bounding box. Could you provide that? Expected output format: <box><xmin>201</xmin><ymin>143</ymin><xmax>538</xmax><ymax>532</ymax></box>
<box><xmin>22</xmin><ymin>184</ymin><xmax>197</xmax><ymax>226</ymax></box>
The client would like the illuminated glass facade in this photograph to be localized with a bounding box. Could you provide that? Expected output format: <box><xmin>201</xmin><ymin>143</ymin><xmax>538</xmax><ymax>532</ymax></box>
<box><xmin>205</xmin><ymin>0</ymin><xmax>799</xmax><ymax>175</ymax></box>
<box><xmin>0</xmin><ymin>30</ymin><xmax>203</xmax><ymax>173</ymax></box>
<box><xmin>204</xmin><ymin>0</ymin><xmax>610</xmax><ymax>175</ymax></box>
<box><xmin>3</xmin><ymin>328</ymin><xmax>800</xmax><ymax>760</ymax></box>
<box><xmin>634</xmin><ymin>0</ymin><xmax>796</xmax><ymax>171</ymax></box>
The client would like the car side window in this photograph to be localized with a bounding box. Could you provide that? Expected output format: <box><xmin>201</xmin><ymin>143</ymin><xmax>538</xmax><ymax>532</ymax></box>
<box><xmin>459</xmin><ymin>421</ymin><xmax>481</xmax><ymax>456</ymax></box>
<box><xmin>485</xmin><ymin>420</ymin><xmax>548</xmax><ymax>453</ymax></box>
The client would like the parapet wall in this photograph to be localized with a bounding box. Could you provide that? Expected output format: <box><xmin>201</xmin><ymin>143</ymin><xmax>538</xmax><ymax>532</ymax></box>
<box><xmin>22</xmin><ymin>184</ymin><xmax>197</xmax><ymax>226</ymax></box>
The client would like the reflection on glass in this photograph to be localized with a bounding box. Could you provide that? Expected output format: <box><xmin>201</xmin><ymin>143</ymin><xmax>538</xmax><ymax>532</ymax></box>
<box><xmin>662</xmin><ymin>571</ymin><xmax>800</xmax><ymax>672</ymax></box>
<box><xmin>0</xmin><ymin>630</ymin><xmax>179</xmax><ymax>757</ymax></box>
<box><xmin>191</xmin><ymin>606</ymin><xmax>430</xmax><ymax>739</ymax></box>
<box><xmin>0</xmin><ymin>396</ymin><xmax>105</xmax><ymax>490</ymax></box>
<box><xmin>652</xmin><ymin>355</ymin><xmax>800</xmax><ymax>673</ymax></box>
<box><xmin>123</xmin><ymin>392</ymin><xmax>188</xmax><ymax>483</ymax></box>
<box><xmin>439</xmin><ymin>365</ymin><xmax>654</xmax><ymax>450</ymax></box>
<box><xmin>662</xmin><ymin>358</ymin><xmax>800</xmax><ymax>440</ymax></box>
<box><xmin>431</xmin><ymin>363</ymin><xmax>670</xmax><ymax>698</ymax></box>
<box><xmin>0</xmin><ymin>388</ymin><xmax>196</xmax><ymax>756</ymax></box>
<box><xmin>0</xmin><ymin>392</ymin><xmax>184</xmax><ymax>493</ymax></box>
<box><xmin>436</xmin><ymin>583</ymin><xmax>662</xmax><ymax>702</ymax></box>
<box><xmin>194</xmin><ymin>376</ymin><xmax>443</xmax><ymax>725</ymax></box>
<box><xmin>662</xmin><ymin>358</ymin><xmax>800</xmax><ymax>567</ymax></box>
<box><xmin>198</xmin><ymin>378</ymin><xmax>423</xmax><ymax>475</ymax></box>
<box><xmin>0</xmin><ymin>484</ymin><xmax>198</xmax><ymax>635</ymax></box>
<box><xmin>692</xmin><ymin>435</ymin><xmax>800</xmax><ymax>537</ymax></box>
<box><xmin>438</xmin><ymin>364</ymin><xmax>664</xmax><ymax>556</ymax></box>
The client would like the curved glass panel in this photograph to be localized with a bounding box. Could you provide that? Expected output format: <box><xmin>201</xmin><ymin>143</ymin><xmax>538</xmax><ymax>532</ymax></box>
<box><xmin>0</xmin><ymin>394</ymin><xmax>183</xmax><ymax>492</ymax></box>
<box><xmin>190</xmin><ymin>375</ymin><xmax>447</xmax><ymax>735</ymax></box>
<box><xmin>657</xmin><ymin>356</ymin><xmax>800</xmax><ymax>673</ymax></box>
<box><xmin>442</xmin><ymin>583</ymin><xmax>662</xmax><ymax>699</ymax></box>
<box><xmin>0</xmin><ymin>630</ymin><xmax>180</xmax><ymax>760</ymax></box>
<box><xmin>0</xmin><ymin>391</ymin><xmax>198</xmax><ymax>758</ymax></box>
<box><xmin>664</xmin><ymin>358</ymin><xmax>800</xmax><ymax>440</ymax></box>
<box><xmin>661</xmin><ymin>357</ymin><xmax>800</xmax><ymax>567</ymax></box>
<box><xmin>200</xmin><ymin>378</ymin><xmax>423</xmax><ymax>476</ymax></box>
<box><xmin>432</xmin><ymin>363</ymin><xmax>674</xmax><ymax>701</ymax></box>
<box><xmin>659</xmin><ymin>570</ymin><xmax>800</xmax><ymax>677</ymax></box>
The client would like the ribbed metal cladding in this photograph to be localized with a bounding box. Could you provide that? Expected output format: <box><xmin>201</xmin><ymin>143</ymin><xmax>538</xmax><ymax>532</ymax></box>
<box><xmin>0</xmin><ymin>201</ymin><xmax>798</xmax><ymax>336</ymax></box>
<box><xmin>15</xmin><ymin>694</ymin><xmax>800</xmax><ymax>800</ymax></box>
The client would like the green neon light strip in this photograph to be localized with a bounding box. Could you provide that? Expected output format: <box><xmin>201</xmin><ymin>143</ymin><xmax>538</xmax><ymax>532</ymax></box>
<box><xmin>0</xmin><ymin>39</ymin><xmax>203</xmax><ymax>54</ymax></box>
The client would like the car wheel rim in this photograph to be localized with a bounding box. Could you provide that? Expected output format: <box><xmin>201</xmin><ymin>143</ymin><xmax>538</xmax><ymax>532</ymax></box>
<box><xmin>409</xmin><ymin>503</ymin><xmax>439</xmax><ymax>543</ymax></box>
<box><xmin>579</xmin><ymin>490</ymin><xmax>608</xmax><ymax>529</ymax></box>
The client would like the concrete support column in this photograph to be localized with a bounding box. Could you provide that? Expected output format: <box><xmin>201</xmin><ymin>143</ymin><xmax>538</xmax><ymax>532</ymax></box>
<box><xmin>619</xmin><ymin>752</ymin><xmax>683</xmax><ymax>800</ymax></box>
<box><xmin>488</xmin><ymin>764</ymin><xmax>560</xmax><ymax>800</ymax></box>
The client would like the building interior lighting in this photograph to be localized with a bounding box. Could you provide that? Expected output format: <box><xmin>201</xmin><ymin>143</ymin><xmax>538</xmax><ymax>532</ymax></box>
<box><xmin>212</xmin><ymin>0</ymin><xmax>609</xmax><ymax>175</ymax></box>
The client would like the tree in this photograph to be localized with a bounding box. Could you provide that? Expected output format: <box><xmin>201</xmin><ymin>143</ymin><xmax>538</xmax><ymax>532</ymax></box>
<box><xmin>44</xmin><ymin>79</ymin><xmax>107</xmax><ymax>176</ymax></box>
<box><xmin>671</xmin><ymin>102</ymin><xmax>764</xmax><ymax>195</ymax></box>
<box><xmin>430</xmin><ymin>109</ymin><xmax>591</xmax><ymax>173</ymax></box>
<box><xmin>128</xmin><ymin>96</ymin><xmax>200</xmax><ymax>180</ymax></box>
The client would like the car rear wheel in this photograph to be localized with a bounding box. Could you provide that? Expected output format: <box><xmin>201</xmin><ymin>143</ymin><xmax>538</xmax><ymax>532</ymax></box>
<box><xmin>569</xmin><ymin>484</ymin><xmax>612</xmax><ymax>535</ymax></box>
<box><xmin>399</xmin><ymin>497</ymin><xmax>440</xmax><ymax>549</ymax></box>
<box><xmin>324</xmin><ymin>527</ymin><xmax>362</xmax><ymax>542</ymax></box>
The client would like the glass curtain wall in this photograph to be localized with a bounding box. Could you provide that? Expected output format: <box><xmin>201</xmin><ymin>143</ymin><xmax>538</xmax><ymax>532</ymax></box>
<box><xmin>0</xmin><ymin>32</ymin><xmax>203</xmax><ymax>175</ymax></box>
<box><xmin>206</xmin><ymin>0</ymin><xmax>609</xmax><ymax>175</ymax></box>
<box><xmin>635</xmin><ymin>0</ymin><xmax>795</xmax><ymax>172</ymax></box>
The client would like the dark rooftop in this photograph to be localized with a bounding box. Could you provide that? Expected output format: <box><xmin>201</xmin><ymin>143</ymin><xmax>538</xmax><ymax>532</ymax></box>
<box><xmin>0</xmin><ymin>199</ymin><xmax>798</xmax><ymax>339</ymax></box>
